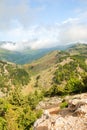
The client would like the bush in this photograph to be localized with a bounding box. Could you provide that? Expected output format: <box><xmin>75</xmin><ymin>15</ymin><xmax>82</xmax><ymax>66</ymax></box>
<box><xmin>17</xmin><ymin>106</ymin><xmax>37</xmax><ymax>130</ymax></box>
<box><xmin>64</xmin><ymin>78</ymin><xmax>83</xmax><ymax>94</ymax></box>
<box><xmin>0</xmin><ymin>117</ymin><xmax>7</xmax><ymax>130</ymax></box>
<box><xmin>45</xmin><ymin>85</ymin><xmax>65</xmax><ymax>97</ymax></box>
<box><xmin>60</xmin><ymin>101</ymin><xmax>68</xmax><ymax>109</ymax></box>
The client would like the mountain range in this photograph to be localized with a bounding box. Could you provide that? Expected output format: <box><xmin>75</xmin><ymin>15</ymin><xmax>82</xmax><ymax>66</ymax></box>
<box><xmin>0</xmin><ymin>43</ymin><xmax>87</xmax><ymax>130</ymax></box>
<box><xmin>0</xmin><ymin>41</ymin><xmax>75</xmax><ymax>64</ymax></box>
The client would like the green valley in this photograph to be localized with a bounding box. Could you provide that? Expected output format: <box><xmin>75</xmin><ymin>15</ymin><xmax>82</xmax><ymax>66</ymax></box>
<box><xmin>0</xmin><ymin>43</ymin><xmax>87</xmax><ymax>130</ymax></box>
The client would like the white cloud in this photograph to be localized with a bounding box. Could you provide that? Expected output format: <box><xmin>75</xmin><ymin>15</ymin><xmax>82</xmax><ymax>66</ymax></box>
<box><xmin>59</xmin><ymin>24</ymin><xmax>87</xmax><ymax>44</ymax></box>
<box><xmin>62</xmin><ymin>18</ymin><xmax>79</xmax><ymax>24</ymax></box>
<box><xmin>0</xmin><ymin>16</ymin><xmax>87</xmax><ymax>51</ymax></box>
<box><xmin>0</xmin><ymin>0</ymin><xmax>43</xmax><ymax>30</ymax></box>
<box><xmin>0</xmin><ymin>23</ymin><xmax>60</xmax><ymax>50</ymax></box>
<box><xmin>0</xmin><ymin>42</ymin><xmax>18</xmax><ymax>51</ymax></box>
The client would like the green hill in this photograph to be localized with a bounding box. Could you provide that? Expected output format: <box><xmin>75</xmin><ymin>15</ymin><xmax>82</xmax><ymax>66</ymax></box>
<box><xmin>0</xmin><ymin>44</ymin><xmax>72</xmax><ymax>64</ymax></box>
<box><xmin>0</xmin><ymin>43</ymin><xmax>87</xmax><ymax>130</ymax></box>
<box><xmin>25</xmin><ymin>43</ymin><xmax>87</xmax><ymax>92</ymax></box>
<box><xmin>0</xmin><ymin>60</ymin><xmax>30</xmax><ymax>95</ymax></box>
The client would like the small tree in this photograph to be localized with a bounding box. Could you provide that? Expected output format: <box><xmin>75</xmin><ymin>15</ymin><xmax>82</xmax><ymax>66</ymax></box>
<box><xmin>65</xmin><ymin>78</ymin><xmax>83</xmax><ymax>94</ymax></box>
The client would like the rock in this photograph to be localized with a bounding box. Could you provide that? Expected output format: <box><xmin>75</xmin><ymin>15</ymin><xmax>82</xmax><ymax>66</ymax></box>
<box><xmin>73</xmin><ymin>105</ymin><xmax>87</xmax><ymax>116</ymax></box>
<box><xmin>36</xmin><ymin>97</ymin><xmax>62</xmax><ymax>110</ymax></box>
<box><xmin>43</xmin><ymin>110</ymin><xmax>50</xmax><ymax>119</ymax></box>
<box><xmin>34</xmin><ymin>93</ymin><xmax>87</xmax><ymax>130</ymax></box>
<box><xmin>68</xmin><ymin>98</ymin><xmax>87</xmax><ymax>112</ymax></box>
<box><xmin>34</xmin><ymin>119</ymin><xmax>51</xmax><ymax>130</ymax></box>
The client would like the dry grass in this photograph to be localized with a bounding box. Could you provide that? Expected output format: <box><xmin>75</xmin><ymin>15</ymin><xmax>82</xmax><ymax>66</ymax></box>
<box><xmin>22</xmin><ymin>77</ymin><xmax>36</xmax><ymax>95</ymax></box>
<box><xmin>85</xmin><ymin>59</ymin><xmax>87</xmax><ymax>65</ymax></box>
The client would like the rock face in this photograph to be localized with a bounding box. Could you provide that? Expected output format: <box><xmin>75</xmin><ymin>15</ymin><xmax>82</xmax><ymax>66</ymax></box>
<box><xmin>34</xmin><ymin>93</ymin><xmax>87</xmax><ymax>130</ymax></box>
<box><xmin>36</xmin><ymin>97</ymin><xmax>62</xmax><ymax>110</ymax></box>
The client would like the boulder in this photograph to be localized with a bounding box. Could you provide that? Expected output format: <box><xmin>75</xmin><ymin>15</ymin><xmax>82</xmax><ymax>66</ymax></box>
<box><xmin>34</xmin><ymin>93</ymin><xmax>87</xmax><ymax>130</ymax></box>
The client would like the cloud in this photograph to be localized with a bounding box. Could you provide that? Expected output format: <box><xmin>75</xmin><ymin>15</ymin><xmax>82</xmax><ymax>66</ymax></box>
<box><xmin>0</xmin><ymin>16</ymin><xmax>87</xmax><ymax>51</ymax></box>
<box><xmin>0</xmin><ymin>24</ymin><xmax>59</xmax><ymax>50</ymax></box>
<box><xmin>59</xmin><ymin>24</ymin><xmax>87</xmax><ymax>44</ymax></box>
<box><xmin>0</xmin><ymin>42</ymin><xmax>18</xmax><ymax>51</ymax></box>
<box><xmin>0</xmin><ymin>0</ymin><xmax>87</xmax><ymax>51</ymax></box>
<box><xmin>62</xmin><ymin>18</ymin><xmax>79</xmax><ymax>24</ymax></box>
<box><xmin>0</xmin><ymin>0</ymin><xmax>43</xmax><ymax>30</ymax></box>
<box><xmin>59</xmin><ymin>17</ymin><xmax>87</xmax><ymax>44</ymax></box>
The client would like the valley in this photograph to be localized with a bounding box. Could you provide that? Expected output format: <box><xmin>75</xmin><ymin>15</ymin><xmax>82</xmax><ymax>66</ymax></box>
<box><xmin>0</xmin><ymin>43</ymin><xmax>87</xmax><ymax>130</ymax></box>
<box><xmin>0</xmin><ymin>41</ymin><xmax>73</xmax><ymax>64</ymax></box>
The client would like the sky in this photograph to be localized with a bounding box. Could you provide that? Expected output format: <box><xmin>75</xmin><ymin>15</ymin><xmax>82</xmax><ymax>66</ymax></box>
<box><xmin>0</xmin><ymin>0</ymin><xmax>87</xmax><ymax>50</ymax></box>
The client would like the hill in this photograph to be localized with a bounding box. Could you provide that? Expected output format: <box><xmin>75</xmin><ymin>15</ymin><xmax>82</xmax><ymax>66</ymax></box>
<box><xmin>0</xmin><ymin>48</ymin><xmax>51</xmax><ymax>64</ymax></box>
<box><xmin>0</xmin><ymin>60</ymin><xmax>30</xmax><ymax>95</ymax></box>
<box><xmin>25</xmin><ymin>43</ymin><xmax>87</xmax><ymax>92</ymax></box>
<box><xmin>0</xmin><ymin>41</ymin><xmax>72</xmax><ymax>64</ymax></box>
<box><xmin>0</xmin><ymin>43</ymin><xmax>87</xmax><ymax>130</ymax></box>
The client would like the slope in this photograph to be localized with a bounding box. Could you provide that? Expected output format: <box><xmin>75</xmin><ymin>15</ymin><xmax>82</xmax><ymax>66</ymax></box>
<box><xmin>0</xmin><ymin>60</ymin><xmax>30</xmax><ymax>95</ymax></box>
<box><xmin>24</xmin><ymin>43</ymin><xmax>87</xmax><ymax>92</ymax></box>
<box><xmin>0</xmin><ymin>42</ymin><xmax>72</xmax><ymax>64</ymax></box>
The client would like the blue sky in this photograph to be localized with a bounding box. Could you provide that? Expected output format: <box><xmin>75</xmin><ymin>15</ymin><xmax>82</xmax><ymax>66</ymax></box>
<box><xmin>0</xmin><ymin>0</ymin><xmax>87</xmax><ymax>50</ymax></box>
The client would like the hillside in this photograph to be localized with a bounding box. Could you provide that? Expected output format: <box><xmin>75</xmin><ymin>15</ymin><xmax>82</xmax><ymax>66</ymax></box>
<box><xmin>0</xmin><ymin>42</ymin><xmax>72</xmax><ymax>64</ymax></box>
<box><xmin>0</xmin><ymin>60</ymin><xmax>30</xmax><ymax>95</ymax></box>
<box><xmin>25</xmin><ymin>43</ymin><xmax>87</xmax><ymax>91</ymax></box>
<box><xmin>0</xmin><ymin>43</ymin><xmax>87</xmax><ymax>130</ymax></box>
<box><xmin>0</xmin><ymin>48</ymin><xmax>51</xmax><ymax>64</ymax></box>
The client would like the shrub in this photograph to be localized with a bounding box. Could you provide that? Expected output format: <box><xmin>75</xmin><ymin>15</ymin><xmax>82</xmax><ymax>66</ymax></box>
<box><xmin>60</xmin><ymin>101</ymin><xmax>68</xmax><ymax>109</ymax></box>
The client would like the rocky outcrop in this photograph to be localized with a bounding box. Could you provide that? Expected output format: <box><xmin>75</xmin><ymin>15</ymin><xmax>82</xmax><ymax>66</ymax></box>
<box><xmin>36</xmin><ymin>97</ymin><xmax>62</xmax><ymax>110</ymax></box>
<box><xmin>34</xmin><ymin>93</ymin><xmax>87</xmax><ymax>130</ymax></box>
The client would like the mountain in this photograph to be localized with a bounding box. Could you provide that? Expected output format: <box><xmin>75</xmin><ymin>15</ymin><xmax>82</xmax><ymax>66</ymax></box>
<box><xmin>0</xmin><ymin>43</ymin><xmax>86</xmax><ymax>95</ymax></box>
<box><xmin>0</xmin><ymin>41</ymin><xmax>73</xmax><ymax>64</ymax></box>
<box><xmin>0</xmin><ymin>43</ymin><xmax>87</xmax><ymax>130</ymax></box>
<box><xmin>25</xmin><ymin>43</ymin><xmax>87</xmax><ymax>91</ymax></box>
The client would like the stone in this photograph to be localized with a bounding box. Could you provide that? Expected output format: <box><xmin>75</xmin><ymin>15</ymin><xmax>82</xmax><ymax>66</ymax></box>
<box><xmin>34</xmin><ymin>93</ymin><xmax>87</xmax><ymax>130</ymax></box>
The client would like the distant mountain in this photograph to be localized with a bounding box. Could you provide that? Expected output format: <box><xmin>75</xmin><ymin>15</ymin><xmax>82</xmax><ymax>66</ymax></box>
<box><xmin>25</xmin><ymin>43</ymin><xmax>87</xmax><ymax>89</ymax></box>
<box><xmin>0</xmin><ymin>41</ymin><xmax>73</xmax><ymax>64</ymax></box>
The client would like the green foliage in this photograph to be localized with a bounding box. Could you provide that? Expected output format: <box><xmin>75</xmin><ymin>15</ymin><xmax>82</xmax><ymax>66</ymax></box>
<box><xmin>65</xmin><ymin>78</ymin><xmax>83</xmax><ymax>94</ymax></box>
<box><xmin>9</xmin><ymin>87</ymin><xmax>24</xmax><ymax>106</ymax></box>
<box><xmin>10</xmin><ymin>68</ymin><xmax>30</xmax><ymax>86</ymax></box>
<box><xmin>17</xmin><ymin>106</ymin><xmax>37</xmax><ymax>130</ymax></box>
<box><xmin>82</xmin><ymin>75</ymin><xmax>87</xmax><ymax>92</ymax></box>
<box><xmin>45</xmin><ymin>85</ymin><xmax>65</xmax><ymax>97</ymax></box>
<box><xmin>0</xmin><ymin>43</ymin><xmax>87</xmax><ymax>130</ymax></box>
<box><xmin>60</xmin><ymin>101</ymin><xmax>68</xmax><ymax>109</ymax></box>
<box><xmin>46</xmin><ymin>75</ymin><xmax>87</xmax><ymax>96</ymax></box>
<box><xmin>71</xmin><ymin>55</ymin><xmax>87</xmax><ymax>71</ymax></box>
<box><xmin>45</xmin><ymin>85</ymin><xmax>58</xmax><ymax>96</ymax></box>
<box><xmin>0</xmin><ymin>89</ymin><xmax>44</xmax><ymax>130</ymax></box>
<box><xmin>0</xmin><ymin>117</ymin><xmax>7</xmax><ymax>130</ymax></box>
<box><xmin>27</xmin><ymin>90</ymin><xmax>44</xmax><ymax>109</ymax></box>
<box><xmin>35</xmin><ymin>109</ymin><xmax>43</xmax><ymax>119</ymax></box>
<box><xmin>0</xmin><ymin>61</ymin><xmax>30</xmax><ymax>93</ymax></box>
<box><xmin>54</xmin><ymin>61</ymin><xmax>78</xmax><ymax>84</ymax></box>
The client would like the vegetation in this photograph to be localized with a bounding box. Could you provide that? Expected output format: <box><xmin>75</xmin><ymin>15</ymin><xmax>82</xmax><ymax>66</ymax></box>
<box><xmin>0</xmin><ymin>88</ymin><xmax>43</xmax><ymax>130</ymax></box>
<box><xmin>60</xmin><ymin>100</ymin><xmax>68</xmax><ymax>109</ymax></box>
<box><xmin>0</xmin><ymin>47</ymin><xmax>61</xmax><ymax>64</ymax></box>
<box><xmin>46</xmin><ymin>74</ymin><xmax>87</xmax><ymax>96</ymax></box>
<box><xmin>45</xmin><ymin>44</ymin><xmax>87</xmax><ymax>96</ymax></box>
<box><xmin>0</xmin><ymin>43</ymin><xmax>87</xmax><ymax>129</ymax></box>
<box><xmin>0</xmin><ymin>61</ymin><xmax>30</xmax><ymax>93</ymax></box>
